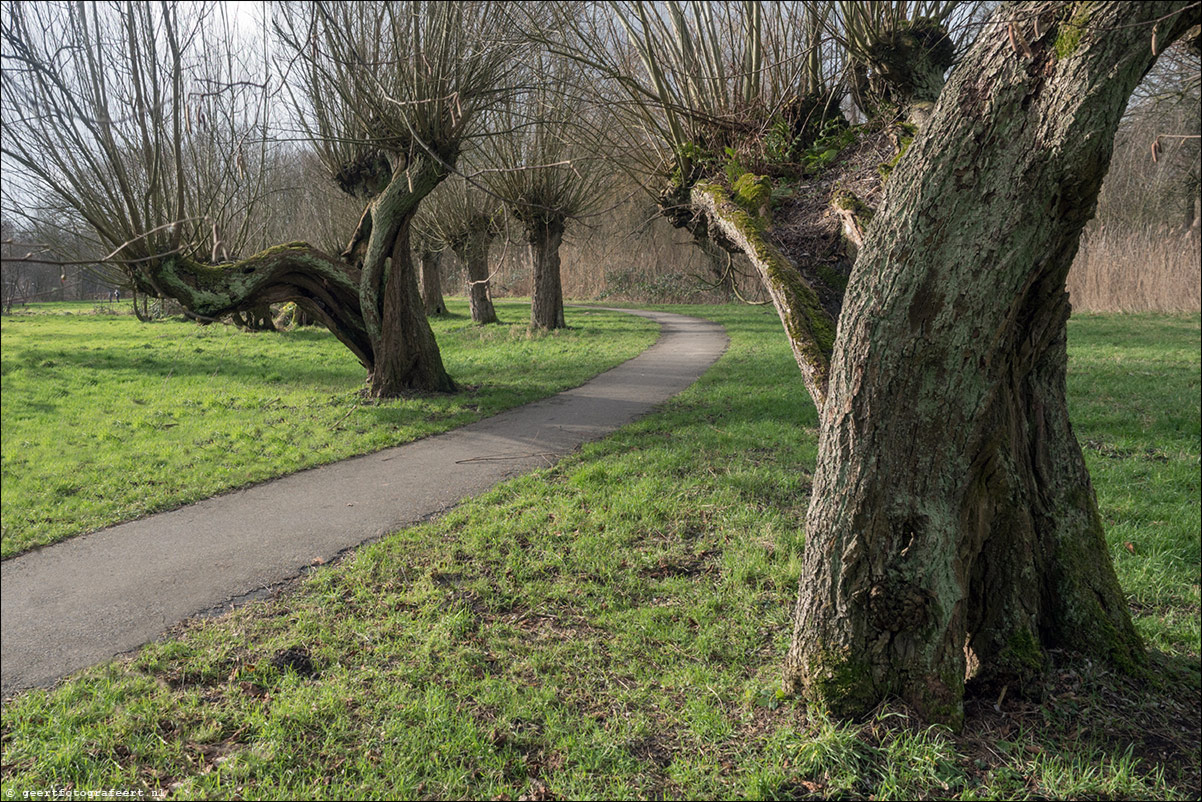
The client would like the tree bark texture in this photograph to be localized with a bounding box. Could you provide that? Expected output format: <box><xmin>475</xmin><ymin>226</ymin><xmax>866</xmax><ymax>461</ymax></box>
<box><xmin>419</xmin><ymin>249</ymin><xmax>448</xmax><ymax>316</ymax></box>
<box><xmin>528</xmin><ymin>217</ymin><xmax>566</xmax><ymax>330</ymax></box>
<box><xmin>131</xmin><ymin>243</ymin><xmax>372</xmax><ymax>365</ymax></box>
<box><xmin>453</xmin><ymin>231</ymin><xmax>498</xmax><ymax>325</ymax></box>
<box><xmin>784</xmin><ymin>1</ymin><xmax>1199</xmax><ymax>727</ymax></box>
<box><xmin>353</xmin><ymin>153</ymin><xmax>455</xmax><ymax>396</ymax></box>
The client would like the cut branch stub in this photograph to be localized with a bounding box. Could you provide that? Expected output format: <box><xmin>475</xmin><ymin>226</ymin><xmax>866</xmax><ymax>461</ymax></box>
<box><xmin>859</xmin><ymin>17</ymin><xmax>958</xmax><ymax>125</ymax></box>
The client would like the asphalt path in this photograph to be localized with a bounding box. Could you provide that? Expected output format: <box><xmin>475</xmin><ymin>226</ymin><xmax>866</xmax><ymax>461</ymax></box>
<box><xmin>1</xmin><ymin>308</ymin><xmax>727</xmax><ymax>697</ymax></box>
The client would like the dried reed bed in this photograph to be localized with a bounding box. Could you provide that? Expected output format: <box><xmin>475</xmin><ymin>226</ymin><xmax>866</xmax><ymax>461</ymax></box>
<box><xmin>1068</xmin><ymin>224</ymin><xmax>1201</xmax><ymax>313</ymax></box>
<box><xmin>443</xmin><ymin>190</ymin><xmax>767</xmax><ymax>305</ymax></box>
<box><xmin>439</xmin><ymin>189</ymin><xmax>1199</xmax><ymax>314</ymax></box>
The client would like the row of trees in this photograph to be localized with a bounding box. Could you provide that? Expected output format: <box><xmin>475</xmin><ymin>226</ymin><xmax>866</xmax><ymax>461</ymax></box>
<box><xmin>0</xmin><ymin>1</ymin><xmax>612</xmax><ymax>393</ymax></box>
<box><xmin>2</xmin><ymin>0</ymin><xmax>1199</xmax><ymax>726</ymax></box>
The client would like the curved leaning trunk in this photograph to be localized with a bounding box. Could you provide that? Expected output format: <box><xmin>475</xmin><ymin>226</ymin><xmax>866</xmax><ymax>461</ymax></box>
<box><xmin>126</xmin><ymin>155</ymin><xmax>460</xmax><ymax>397</ymax></box>
<box><xmin>783</xmin><ymin>1</ymin><xmax>1199</xmax><ymax>727</ymax></box>
<box><xmin>132</xmin><ymin>243</ymin><xmax>373</xmax><ymax>367</ymax></box>
<box><xmin>528</xmin><ymin>217</ymin><xmax>566</xmax><ymax>330</ymax></box>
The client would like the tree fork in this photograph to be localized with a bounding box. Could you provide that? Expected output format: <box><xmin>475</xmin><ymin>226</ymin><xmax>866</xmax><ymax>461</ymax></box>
<box><xmin>784</xmin><ymin>0</ymin><xmax>1199</xmax><ymax>727</ymax></box>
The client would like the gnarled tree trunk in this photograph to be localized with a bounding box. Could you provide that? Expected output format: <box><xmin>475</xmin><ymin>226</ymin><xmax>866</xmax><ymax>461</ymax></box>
<box><xmin>131</xmin><ymin>243</ymin><xmax>372</xmax><ymax>367</ymax></box>
<box><xmin>419</xmin><ymin>249</ymin><xmax>448</xmax><ymax>316</ymax></box>
<box><xmin>351</xmin><ymin>153</ymin><xmax>455</xmax><ymax>396</ymax></box>
<box><xmin>454</xmin><ymin>231</ymin><xmax>498</xmax><ymax>325</ymax></box>
<box><xmin>528</xmin><ymin>217</ymin><xmax>565</xmax><ymax>330</ymax></box>
<box><xmin>369</xmin><ymin>222</ymin><xmax>454</xmax><ymax>396</ymax></box>
<box><xmin>783</xmin><ymin>0</ymin><xmax>1199</xmax><ymax>727</ymax></box>
<box><xmin>129</xmin><ymin>153</ymin><xmax>457</xmax><ymax>398</ymax></box>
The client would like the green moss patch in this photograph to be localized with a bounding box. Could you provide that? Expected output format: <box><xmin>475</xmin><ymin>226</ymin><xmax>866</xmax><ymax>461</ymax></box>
<box><xmin>1054</xmin><ymin>2</ymin><xmax>1095</xmax><ymax>60</ymax></box>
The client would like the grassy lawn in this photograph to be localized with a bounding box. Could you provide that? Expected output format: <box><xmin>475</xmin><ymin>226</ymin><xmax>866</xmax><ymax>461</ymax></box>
<box><xmin>1</xmin><ymin>307</ymin><xmax>1198</xmax><ymax>800</ymax></box>
<box><xmin>0</xmin><ymin>300</ymin><xmax>659</xmax><ymax>558</ymax></box>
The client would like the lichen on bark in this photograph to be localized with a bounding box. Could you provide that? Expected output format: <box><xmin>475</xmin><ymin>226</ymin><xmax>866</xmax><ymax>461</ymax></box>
<box><xmin>784</xmin><ymin>0</ymin><xmax>1197</xmax><ymax>728</ymax></box>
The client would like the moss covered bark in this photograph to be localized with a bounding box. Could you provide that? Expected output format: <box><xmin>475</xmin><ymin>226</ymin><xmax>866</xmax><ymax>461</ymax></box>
<box><xmin>690</xmin><ymin>182</ymin><xmax>836</xmax><ymax>409</ymax></box>
<box><xmin>134</xmin><ymin>243</ymin><xmax>372</xmax><ymax>368</ymax></box>
<box><xmin>784</xmin><ymin>0</ymin><xmax>1197</xmax><ymax>728</ymax></box>
<box><xmin>126</xmin><ymin>151</ymin><xmax>458</xmax><ymax>397</ymax></box>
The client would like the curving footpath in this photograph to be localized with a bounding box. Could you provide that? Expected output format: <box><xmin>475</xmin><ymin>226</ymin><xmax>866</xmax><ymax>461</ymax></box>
<box><xmin>1</xmin><ymin>308</ymin><xmax>727</xmax><ymax>697</ymax></box>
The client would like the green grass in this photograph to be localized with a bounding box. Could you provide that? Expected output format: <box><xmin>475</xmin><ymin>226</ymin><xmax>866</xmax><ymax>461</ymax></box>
<box><xmin>1066</xmin><ymin>314</ymin><xmax>1201</xmax><ymax>656</ymax></box>
<box><xmin>1</xmin><ymin>307</ymin><xmax>1198</xmax><ymax>800</ymax></box>
<box><xmin>0</xmin><ymin>300</ymin><xmax>659</xmax><ymax>558</ymax></box>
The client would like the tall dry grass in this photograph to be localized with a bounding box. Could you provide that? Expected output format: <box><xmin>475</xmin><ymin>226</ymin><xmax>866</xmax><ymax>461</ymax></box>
<box><xmin>440</xmin><ymin>189</ymin><xmax>768</xmax><ymax>305</ymax></box>
<box><xmin>438</xmin><ymin>194</ymin><xmax>1201</xmax><ymax>313</ymax></box>
<box><xmin>1068</xmin><ymin>224</ymin><xmax>1201</xmax><ymax>313</ymax></box>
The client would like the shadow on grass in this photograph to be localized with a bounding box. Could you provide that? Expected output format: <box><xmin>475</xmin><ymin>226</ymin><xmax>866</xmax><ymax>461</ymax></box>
<box><xmin>771</xmin><ymin>649</ymin><xmax>1200</xmax><ymax>800</ymax></box>
<box><xmin>7</xmin><ymin>336</ymin><xmax>360</xmax><ymax>387</ymax></box>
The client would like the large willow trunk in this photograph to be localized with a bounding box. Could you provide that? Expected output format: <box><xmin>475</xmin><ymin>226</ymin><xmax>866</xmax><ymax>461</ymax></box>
<box><xmin>783</xmin><ymin>1</ymin><xmax>1198</xmax><ymax>727</ymax></box>
<box><xmin>528</xmin><ymin>217</ymin><xmax>566</xmax><ymax>331</ymax></box>
<box><xmin>419</xmin><ymin>249</ymin><xmax>447</xmax><ymax>316</ymax></box>
<box><xmin>454</xmin><ymin>231</ymin><xmax>498</xmax><ymax>325</ymax></box>
<box><xmin>368</xmin><ymin>223</ymin><xmax>453</xmax><ymax>396</ymax></box>
<box><xmin>354</xmin><ymin>154</ymin><xmax>455</xmax><ymax>396</ymax></box>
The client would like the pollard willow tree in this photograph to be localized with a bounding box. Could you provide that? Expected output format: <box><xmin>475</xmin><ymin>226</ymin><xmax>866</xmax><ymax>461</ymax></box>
<box><xmin>558</xmin><ymin>0</ymin><xmax>1200</xmax><ymax>726</ymax></box>
<box><xmin>0</xmin><ymin>0</ymin><xmax>519</xmax><ymax>397</ymax></box>
<box><xmin>785</xmin><ymin>0</ymin><xmax>1201</xmax><ymax>726</ymax></box>
<box><xmin>549</xmin><ymin>0</ymin><xmax>885</xmax><ymax>405</ymax></box>
<box><xmin>482</xmin><ymin>46</ymin><xmax>614</xmax><ymax>330</ymax></box>
<box><xmin>415</xmin><ymin>175</ymin><xmax>504</xmax><ymax>324</ymax></box>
